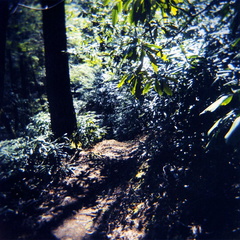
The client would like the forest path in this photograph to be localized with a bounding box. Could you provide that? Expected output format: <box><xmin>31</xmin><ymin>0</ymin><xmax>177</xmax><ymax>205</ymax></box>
<box><xmin>42</xmin><ymin>136</ymin><xmax>148</xmax><ymax>240</ymax></box>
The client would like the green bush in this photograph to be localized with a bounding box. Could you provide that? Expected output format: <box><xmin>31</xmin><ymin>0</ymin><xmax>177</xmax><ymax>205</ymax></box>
<box><xmin>72</xmin><ymin>112</ymin><xmax>107</xmax><ymax>148</ymax></box>
<box><xmin>24</xmin><ymin>111</ymin><xmax>52</xmax><ymax>138</ymax></box>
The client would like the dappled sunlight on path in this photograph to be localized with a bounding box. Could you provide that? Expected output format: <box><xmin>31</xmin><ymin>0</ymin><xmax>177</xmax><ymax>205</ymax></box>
<box><xmin>49</xmin><ymin>136</ymin><xmax>148</xmax><ymax>240</ymax></box>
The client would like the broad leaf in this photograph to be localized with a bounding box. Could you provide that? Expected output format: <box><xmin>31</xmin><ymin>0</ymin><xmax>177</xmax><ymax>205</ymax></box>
<box><xmin>157</xmin><ymin>51</ymin><xmax>168</xmax><ymax>61</ymax></box>
<box><xmin>154</xmin><ymin>80</ymin><xmax>163</xmax><ymax>96</ymax></box>
<box><xmin>207</xmin><ymin>118</ymin><xmax>222</xmax><ymax>136</ymax></box>
<box><xmin>200</xmin><ymin>95</ymin><xmax>230</xmax><ymax>115</ymax></box>
<box><xmin>118</xmin><ymin>74</ymin><xmax>128</xmax><ymax>88</ymax></box>
<box><xmin>103</xmin><ymin>0</ymin><xmax>111</xmax><ymax>6</ymax></box>
<box><xmin>162</xmin><ymin>81</ymin><xmax>173</xmax><ymax>96</ymax></box>
<box><xmin>143</xmin><ymin>43</ymin><xmax>162</xmax><ymax>50</ymax></box>
<box><xmin>151</xmin><ymin>62</ymin><xmax>159</xmax><ymax>73</ymax></box>
<box><xmin>142</xmin><ymin>82</ymin><xmax>152</xmax><ymax>95</ymax></box>
<box><xmin>231</xmin><ymin>38</ymin><xmax>240</xmax><ymax>47</ymax></box>
<box><xmin>117</xmin><ymin>1</ymin><xmax>123</xmax><ymax>13</ymax></box>
<box><xmin>221</xmin><ymin>95</ymin><xmax>233</xmax><ymax>106</ymax></box>
<box><xmin>112</xmin><ymin>7</ymin><xmax>119</xmax><ymax>26</ymax></box>
<box><xmin>165</xmin><ymin>76</ymin><xmax>178</xmax><ymax>83</ymax></box>
<box><xmin>170</xmin><ymin>6</ymin><xmax>178</xmax><ymax>16</ymax></box>
<box><xmin>123</xmin><ymin>0</ymin><xmax>132</xmax><ymax>10</ymax></box>
<box><xmin>173</xmin><ymin>0</ymin><xmax>184</xmax><ymax>3</ymax></box>
<box><xmin>146</xmin><ymin>51</ymin><xmax>158</xmax><ymax>65</ymax></box>
<box><xmin>131</xmin><ymin>76</ymin><xmax>142</xmax><ymax>98</ymax></box>
<box><xmin>225</xmin><ymin>116</ymin><xmax>240</xmax><ymax>146</ymax></box>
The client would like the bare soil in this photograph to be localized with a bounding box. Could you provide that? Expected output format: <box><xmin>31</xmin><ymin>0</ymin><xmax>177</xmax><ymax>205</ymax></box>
<box><xmin>34</xmin><ymin>135</ymin><xmax>149</xmax><ymax>240</ymax></box>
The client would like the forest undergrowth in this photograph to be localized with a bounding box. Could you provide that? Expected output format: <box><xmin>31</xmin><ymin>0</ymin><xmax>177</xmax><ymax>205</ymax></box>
<box><xmin>1</xmin><ymin>49</ymin><xmax>240</xmax><ymax>240</ymax></box>
<box><xmin>1</xmin><ymin>124</ymin><xmax>239</xmax><ymax>240</ymax></box>
<box><xmin>1</xmin><ymin>0</ymin><xmax>240</xmax><ymax>239</ymax></box>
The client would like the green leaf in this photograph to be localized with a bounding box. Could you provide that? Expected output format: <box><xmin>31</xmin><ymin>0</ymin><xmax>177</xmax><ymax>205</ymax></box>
<box><xmin>130</xmin><ymin>76</ymin><xmax>138</xmax><ymax>95</ymax></box>
<box><xmin>129</xmin><ymin>0</ymin><xmax>138</xmax><ymax>24</ymax></box>
<box><xmin>143</xmin><ymin>43</ymin><xmax>162</xmax><ymax>50</ymax></box>
<box><xmin>128</xmin><ymin>6</ymin><xmax>134</xmax><ymax>24</ymax></box>
<box><xmin>231</xmin><ymin>38</ymin><xmax>240</xmax><ymax>47</ymax></box>
<box><xmin>146</xmin><ymin>51</ymin><xmax>158</xmax><ymax>65</ymax></box>
<box><xmin>156</xmin><ymin>50</ymin><xmax>168</xmax><ymax>61</ymax></box>
<box><xmin>103</xmin><ymin>0</ymin><xmax>111</xmax><ymax>6</ymax></box>
<box><xmin>200</xmin><ymin>95</ymin><xmax>229</xmax><ymax>115</ymax></box>
<box><xmin>207</xmin><ymin>118</ymin><xmax>222</xmax><ymax>136</ymax></box>
<box><xmin>164</xmin><ymin>76</ymin><xmax>178</xmax><ymax>83</ymax></box>
<box><xmin>151</xmin><ymin>62</ymin><xmax>158</xmax><ymax>73</ymax></box>
<box><xmin>221</xmin><ymin>95</ymin><xmax>233</xmax><ymax>106</ymax></box>
<box><xmin>225</xmin><ymin>116</ymin><xmax>240</xmax><ymax>146</ymax></box>
<box><xmin>170</xmin><ymin>6</ymin><xmax>178</xmax><ymax>16</ymax></box>
<box><xmin>187</xmin><ymin>55</ymin><xmax>199</xmax><ymax>59</ymax></box>
<box><xmin>118</xmin><ymin>74</ymin><xmax>135</xmax><ymax>88</ymax></box>
<box><xmin>123</xmin><ymin>0</ymin><xmax>132</xmax><ymax>10</ymax></box>
<box><xmin>112</xmin><ymin>7</ymin><xmax>119</xmax><ymax>26</ymax></box>
<box><xmin>162</xmin><ymin>81</ymin><xmax>173</xmax><ymax>96</ymax></box>
<box><xmin>118</xmin><ymin>74</ymin><xmax>128</xmax><ymax>88</ymax></box>
<box><xmin>124</xmin><ymin>45</ymin><xmax>138</xmax><ymax>61</ymax></box>
<box><xmin>173</xmin><ymin>0</ymin><xmax>181</xmax><ymax>3</ymax></box>
<box><xmin>117</xmin><ymin>1</ymin><xmax>123</xmax><ymax>13</ymax></box>
<box><xmin>127</xmin><ymin>74</ymin><xmax>135</xmax><ymax>83</ymax></box>
<box><xmin>154</xmin><ymin>80</ymin><xmax>163</xmax><ymax>96</ymax></box>
<box><xmin>142</xmin><ymin>82</ymin><xmax>152</xmax><ymax>95</ymax></box>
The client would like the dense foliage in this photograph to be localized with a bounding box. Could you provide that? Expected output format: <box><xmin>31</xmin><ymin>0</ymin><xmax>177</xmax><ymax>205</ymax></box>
<box><xmin>0</xmin><ymin>0</ymin><xmax>240</xmax><ymax>239</ymax></box>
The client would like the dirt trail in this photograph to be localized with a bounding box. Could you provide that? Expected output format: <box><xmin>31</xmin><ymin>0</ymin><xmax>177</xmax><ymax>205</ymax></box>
<box><xmin>47</xmin><ymin>136</ymin><xmax>148</xmax><ymax>240</ymax></box>
<box><xmin>52</xmin><ymin>197</ymin><xmax>114</xmax><ymax>240</ymax></box>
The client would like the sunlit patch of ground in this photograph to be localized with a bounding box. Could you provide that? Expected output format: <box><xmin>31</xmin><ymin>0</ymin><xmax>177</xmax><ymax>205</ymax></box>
<box><xmin>40</xmin><ymin>135</ymin><xmax>149</xmax><ymax>240</ymax></box>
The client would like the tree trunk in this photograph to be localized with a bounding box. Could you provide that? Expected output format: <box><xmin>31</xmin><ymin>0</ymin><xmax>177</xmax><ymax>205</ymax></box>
<box><xmin>7</xmin><ymin>49</ymin><xmax>18</xmax><ymax>92</ymax></box>
<box><xmin>0</xmin><ymin>1</ymin><xmax>16</xmax><ymax>138</ymax></box>
<box><xmin>41</xmin><ymin>0</ymin><xmax>77</xmax><ymax>138</ymax></box>
<box><xmin>0</xmin><ymin>0</ymin><xmax>9</xmax><ymax>110</ymax></box>
<box><xmin>19</xmin><ymin>52</ymin><xmax>29</xmax><ymax>99</ymax></box>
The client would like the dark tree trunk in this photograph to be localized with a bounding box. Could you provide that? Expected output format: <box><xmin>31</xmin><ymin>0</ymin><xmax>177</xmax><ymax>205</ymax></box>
<box><xmin>41</xmin><ymin>0</ymin><xmax>77</xmax><ymax>138</ymax></box>
<box><xmin>0</xmin><ymin>0</ymin><xmax>15</xmax><ymax>138</ymax></box>
<box><xmin>19</xmin><ymin>53</ymin><xmax>29</xmax><ymax>99</ymax></box>
<box><xmin>7</xmin><ymin>49</ymin><xmax>18</xmax><ymax>92</ymax></box>
<box><xmin>0</xmin><ymin>0</ymin><xmax>9</xmax><ymax>110</ymax></box>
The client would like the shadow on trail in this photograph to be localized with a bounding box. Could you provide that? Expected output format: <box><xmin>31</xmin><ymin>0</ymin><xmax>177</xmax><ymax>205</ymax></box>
<box><xmin>0</xmin><ymin>137</ymin><xmax>147</xmax><ymax>240</ymax></box>
<box><xmin>34</xmin><ymin>152</ymin><xmax>139</xmax><ymax>240</ymax></box>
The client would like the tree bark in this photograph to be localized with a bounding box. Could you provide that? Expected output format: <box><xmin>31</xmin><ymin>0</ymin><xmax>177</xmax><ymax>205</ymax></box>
<box><xmin>41</xmin><ymin>0</ymin><xmax>77</xmax><ymax>138</ymax></box>
<box><xmin>19</xmin><ymin>52</ymin><xmax>29</xmax><ymax>99</ymax></box>
<box><xmin>0</xmin><ymin>0</ymin><xmax>9</xmax><ymax>110</ymax></box>
<box><xmin>0</xmin><ymin>1</ymin><xmax>16</xmax><ymax>138</ymax></box>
